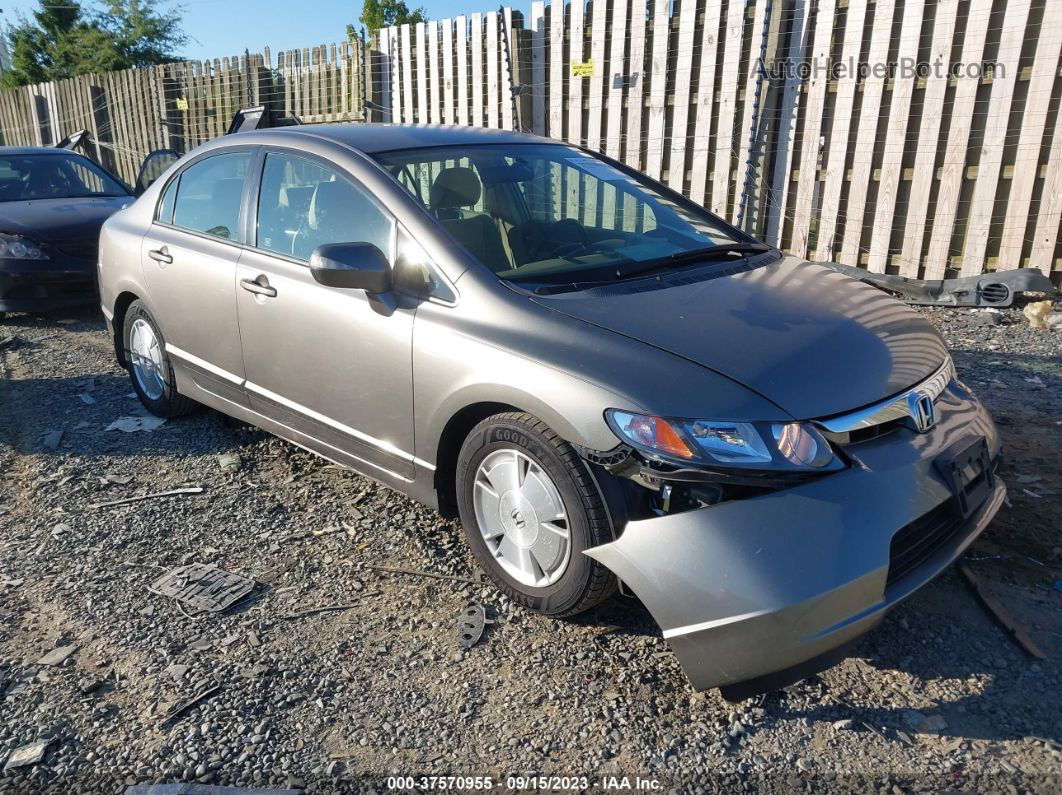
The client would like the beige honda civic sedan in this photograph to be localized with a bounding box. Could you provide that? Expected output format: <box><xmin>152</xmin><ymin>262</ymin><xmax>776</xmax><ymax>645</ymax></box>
<box><xmin>98</xmin><ymin>124</ymin><xmax>1004</xmax><ymax>699</ymax></box>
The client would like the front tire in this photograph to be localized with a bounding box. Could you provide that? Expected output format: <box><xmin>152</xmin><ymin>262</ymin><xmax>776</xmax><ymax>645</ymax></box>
<box><xmin>122</xmin><ymin>300</ymin><xmax>197</xmax><ymax>418</ymax></box>
<box><xmin>456</xmin><ymin>412</ymin><xmax>616</xmax><ymax>616</ymax></box>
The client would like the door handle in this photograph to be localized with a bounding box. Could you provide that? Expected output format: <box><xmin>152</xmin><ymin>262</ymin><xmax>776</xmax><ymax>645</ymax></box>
<box><xmin>148</xmin><ymin>246</ymin><xmax>172</xmax><ymax>264</ymax></box>
<box><xmin>240</xmin><ymin>277</ymin><xmax>277</xmax><ymax>298</ymax></box>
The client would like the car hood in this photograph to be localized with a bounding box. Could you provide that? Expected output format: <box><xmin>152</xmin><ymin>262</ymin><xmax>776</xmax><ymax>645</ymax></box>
<box><xmin>0</xmin><ymin>196</ymin><xmax>132</xmax><ymax>244</ymax></box>
<box><xmin>530</xmin><ymin>256</ymin><xmax>948</xmax><ymax>419</ymax></box>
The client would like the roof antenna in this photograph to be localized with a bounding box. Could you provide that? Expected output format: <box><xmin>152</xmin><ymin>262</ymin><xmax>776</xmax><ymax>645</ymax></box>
<box><xmin>498</xmin><ymin>6</ymin><xmax>527</xmax><ymax>133</ymax></box>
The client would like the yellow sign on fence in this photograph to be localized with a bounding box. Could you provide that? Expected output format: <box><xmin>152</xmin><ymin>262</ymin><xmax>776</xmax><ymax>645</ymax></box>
<box><xmin>175</xmin><ymin>97</ymin><xmax>189</xmax><ymax>111</ymax></box>
<box><xmin>571</xmin><ymin>60</ymin><xmax>594</xmax><ymax>78</ymax></box>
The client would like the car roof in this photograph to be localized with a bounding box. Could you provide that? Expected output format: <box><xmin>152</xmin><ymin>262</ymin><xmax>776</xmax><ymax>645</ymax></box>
<box><xmin>0</xmin><ymin>146</ymin><xmax>88</xmax><ymax>157</ymax></box>
<box><xmin>248</xmin><ymin>123</ymin><xmax>557</xmax><ymax>154</ymax></box>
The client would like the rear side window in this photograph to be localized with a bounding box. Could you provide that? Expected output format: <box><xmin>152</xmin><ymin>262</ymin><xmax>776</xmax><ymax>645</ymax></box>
<box><xmin>171</xmin><ymin>152</ymin><xmax>251</xmax><ymax>240</ymax></box>
<box><xmin>256</xmin><ymin>152</ymin><xmax>393</xmax><ymax>262</ymax></box>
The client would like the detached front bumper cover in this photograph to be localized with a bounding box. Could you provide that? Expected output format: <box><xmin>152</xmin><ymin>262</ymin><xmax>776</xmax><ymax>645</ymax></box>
<box><xmin>820</xmin><ymin>261</ymin><xmax>1054</xmax><ymax>307</ymax></box>
<box><xmin>585</xmin><ymin>383</ymin><xmax>1004</xmax><ymax>696</ymax></box>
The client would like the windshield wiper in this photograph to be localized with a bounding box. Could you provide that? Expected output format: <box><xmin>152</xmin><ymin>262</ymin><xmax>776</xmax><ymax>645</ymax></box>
<box><xmin>611</xmin><ymin>242</ymin><xmax>771</xmax><ymax>280</ymax></box>
<box><xmin>526</xmin><ymin>242</ymin><xmax>773</xmax><ymax>295</ymax></box>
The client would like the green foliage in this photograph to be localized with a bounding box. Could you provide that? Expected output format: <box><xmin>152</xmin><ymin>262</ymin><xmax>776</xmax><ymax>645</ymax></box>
<box><xmin>352</xmin><ymin>0</ymin><xmax>427</xmax><ymax>37</ymax></box>
<box><xmin>2</xmin><ymin>0</ymin><xmax>188</xmax><ymax>88</ymax></box>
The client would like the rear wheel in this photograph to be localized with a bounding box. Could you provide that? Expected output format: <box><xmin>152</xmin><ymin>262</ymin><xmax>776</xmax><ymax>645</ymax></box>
<box><xmin>456</xmin><ymin>412</ymin><xmax>616</xmax><ymax>616</ymax></box>
<box><xmin>122</xmin><ymin>300</ymin><xmax>197</xmax><ymax>417</ymax></box>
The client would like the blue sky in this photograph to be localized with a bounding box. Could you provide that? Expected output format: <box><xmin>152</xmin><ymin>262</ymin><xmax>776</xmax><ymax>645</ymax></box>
<box><xmin>3</xmin><ymin>1</ymin><xmax>533</xmax><ymax>60</ymax></box>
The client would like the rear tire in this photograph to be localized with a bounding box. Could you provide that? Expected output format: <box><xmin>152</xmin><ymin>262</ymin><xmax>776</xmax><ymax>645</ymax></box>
<box><xmin>122</xmin><ymin>300</ymin><xmax>197</xmax><ymax>418</ymax></box>
<box><xmin>456</xmin><ymin>412</ymin><xmax>616</xmax><ymax>616</ymax></box>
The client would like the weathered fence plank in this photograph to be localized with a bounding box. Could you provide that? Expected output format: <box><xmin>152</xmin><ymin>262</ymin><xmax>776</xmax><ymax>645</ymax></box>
<box><xmin>2</xmin><ymin>2</ymin><xmax>1058</xmax><ymax>280</ymax></box>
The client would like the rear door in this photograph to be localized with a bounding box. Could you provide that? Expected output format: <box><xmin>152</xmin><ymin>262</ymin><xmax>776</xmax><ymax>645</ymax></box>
<box><xmin>234</xmin><ymin>149</ymin><xmax>417</xmax><ymax>480</ymax></box>
<box><xmin>140</xmin><ymin>148</ymin><xmax>254</xmax><ymax>406</ymax></box>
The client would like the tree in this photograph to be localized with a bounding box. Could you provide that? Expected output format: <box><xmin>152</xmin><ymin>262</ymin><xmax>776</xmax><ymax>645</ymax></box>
<box><xmin>348</xmin><ymin>0</ymin><xmax>426</xmax><ymax>39</ymax></box>
<box><xmin>96</xmin><ymin>1</ymin><xmax>188</xmax><ymax>68</ymax></box>
<box><xmin>1</xmin><ymin>0</ymin><xmax>187</xmax><ymax>88</ymax></box>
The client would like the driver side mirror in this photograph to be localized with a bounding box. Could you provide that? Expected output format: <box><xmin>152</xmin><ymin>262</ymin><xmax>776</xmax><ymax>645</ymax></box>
<box><xmin>309</xmin><ymin>242</ymin><xmax>392</xmax><ymax>294</ymax></box>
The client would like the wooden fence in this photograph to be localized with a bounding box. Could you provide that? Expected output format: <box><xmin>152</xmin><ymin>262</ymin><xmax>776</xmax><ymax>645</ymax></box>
<box><xmin>374</xmin><ymin>0</ymin><xmax>1061</xmax><ymax>279</ymax></box>
<box><xmin>1</xmin><ymin>1</ymin><xmax>1060</xmax><ymax>279</ymax></box>
<box><xmin>0</xmin><ymin>42</ymin><xmax>366</xmax><ymax>184</ymax></box>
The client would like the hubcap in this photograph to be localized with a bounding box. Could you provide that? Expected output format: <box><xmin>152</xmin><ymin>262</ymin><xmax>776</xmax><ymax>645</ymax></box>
<box><xmin>473</xmin><ymin>449</ymin><xmax>571</xmax><ymax>588</ymax></box>
<box><xmin>129</xmin><ymin>318</ymin><xmax>165</xmax><ymax>400</ymax></box>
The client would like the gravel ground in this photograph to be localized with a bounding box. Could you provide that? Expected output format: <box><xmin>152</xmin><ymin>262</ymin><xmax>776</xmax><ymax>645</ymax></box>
<box><xmin>1</xmin><ymin>301</ymin><xmax>1060</xmax><ymax>793</ymax></box>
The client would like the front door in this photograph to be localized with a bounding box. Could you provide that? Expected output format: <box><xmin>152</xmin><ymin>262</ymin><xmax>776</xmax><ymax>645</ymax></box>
<box><xmin>140</xmin><ymin>149</ymin><xmax>254</xmax><ymax>407</ymax></box>
<box><xmin>235</xmin><ymin>150</ymin><xmax>417</xmax><ymax>481</ymax></box>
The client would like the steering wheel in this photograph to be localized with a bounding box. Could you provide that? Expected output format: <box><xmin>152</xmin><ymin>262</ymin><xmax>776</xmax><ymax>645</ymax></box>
<box><xmin>528</xmin><ymin>218</ymin><xmax>591</xmax><ymax>260</ymax></box>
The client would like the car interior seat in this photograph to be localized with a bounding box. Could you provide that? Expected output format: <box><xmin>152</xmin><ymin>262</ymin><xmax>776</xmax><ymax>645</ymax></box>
<box><xmin>430</xmin><ymin>167</ymin><xmax>511</xmax><ymax>271</ymax></box>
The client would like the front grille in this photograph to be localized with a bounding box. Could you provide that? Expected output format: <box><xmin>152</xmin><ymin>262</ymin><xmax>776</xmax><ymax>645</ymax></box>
<box><xmin>886</xmin><ymin>499</ymin><xmax>966</xmax><ymax>586</ymax></box>
<box><xmin>822</xmin><ymin>418</ymin><xmax>906</xmax><ymax>446</ymax></box>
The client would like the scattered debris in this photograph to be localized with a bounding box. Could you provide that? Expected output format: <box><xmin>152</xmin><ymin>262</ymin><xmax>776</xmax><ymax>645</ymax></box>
<box><xmin>456</xmin><ymin>603</ymin><xmax>486</xmax><ymax>649</ymax></box>
<box><xmin>106</xmin><ymin>415</ymin><xmax>166</xmax><ymax>433</ymax></box>
<box><xmin>281</xmin><ymin>603</ymin><xmax>359</xmax><ymax>620</ymax></box>
<box><xmin>0</xmin><ymin>334</ymin><xmax>20</xmax><ymax>350</ymax></box>
<box><xmin>159</xmin><ymin>683</ymin><xmax>222</xmax><ymax>726</ymax></box>
<box><xmin>958</xmin><ymin>563</ymin><xmax>1047</xmax><ymax>659</ymax></box>
<box><xmin>964</xmin><ymin>311</ymin><xmax>1002</xmax><ymax>327</ymax></box>
<box><xmin>125</xmin><ymin>785</ymin><xmax>300</xmax><ymax>795</ymax></box>
<box><xmin>90</xmin><ymin>486</ymin><xmax>204</xmax><ymax>509</ymax></box>
<box><xmin>247</xmin><ymin>630</ymin><xmax>261</xmax><ymax>647</ymax></box>
<box><xmin>1023</xmin><ymin>300</ymin><xmax>1055</xmax><ymax>330</ymax></box>
<box><xmin>78</xmin><ymin>678</ymin><xmax>104</xmax><ymax>695</ymax></box>
<box><xmin>165</xmin><ymin>663</ymin><xmax>189</xmax><ymax>682</ymax></box>
<box><xmin>77</xmin><ymin>392</ymin><xmax>96</xmax><ymax>405</ymax></box>
<box><xmin>37</xmin><ymin>644</ymin><xmax>77</xmax><ymax>666</ymax></box>
<box><xmin>365</xmin><ymin>564</ymin><xmax>482</xmax><ymax>586</ymax></box>
<box><xmin>41</xmin><ymin>430</ymin><xmax>63</xmax><ymax>451</ymax></box>
<box><xmin>917</xmin><ymin>714</ymin><xmax>948</xmax><ymax>733</ymax></box>
<box><xmin>217</xmin><ymin>452</ymin><xmax>242</xmax><ymax>471</ymax></box>
<box><xmin>149</xmin><ymin>563</ymin><xmax>256</xmax><ymax>614</ymax></box>
<box><xmin>821</xmin><ymin>262</ymin><xmax>1054</xmax><ymax>307</ymax></box>
<box><xmin>3</xmin><ymin>739</ymin><xmax>51</xmax><ymax>772</ymax></box>
<box><xmin>102</xmin><ymin>473</ymin><xmax>134</xmax><ymax>485</ymax></box>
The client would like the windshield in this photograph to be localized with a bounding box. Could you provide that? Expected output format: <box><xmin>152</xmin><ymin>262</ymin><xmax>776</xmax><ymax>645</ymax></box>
<box><xmin>373</xmin><ymin>144</ymin><xmax>755</xmax><ymax>289</ymax></box>
<box><xmin>0</xmin><ymin>153</ymin><xmax>129</xmax><ymax>202</ymax></box>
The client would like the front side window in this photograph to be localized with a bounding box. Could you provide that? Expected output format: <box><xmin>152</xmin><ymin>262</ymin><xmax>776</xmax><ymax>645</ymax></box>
<box><xmin>373</xmin><ymin>144</ymin><xmax>749</xmax><ymax>290</ymax></box>
<box><xmin>0</xmin><ymin>153</ymin><xmax>128</xmax><ymax>202</ymax></box>
<box><xmin>256</xmin><ymin>152</ymin><xmax>393</xmax><ymax>262</ymax></box>
<box><xmin>171</xmin><ymin>152</ymin><xmax>252</xmax><ymax>240</ymax></box>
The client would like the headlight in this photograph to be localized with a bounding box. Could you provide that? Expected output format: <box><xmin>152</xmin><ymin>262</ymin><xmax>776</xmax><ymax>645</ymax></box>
<box><xmin>605</xmin><ymin>410</ymin><xmax>838</xmax><ymax>471</ymax></box>
<box><xmin>0</xmin><ymin>233</ymin><xmax>48</xmax><ymax>260</ymax></box>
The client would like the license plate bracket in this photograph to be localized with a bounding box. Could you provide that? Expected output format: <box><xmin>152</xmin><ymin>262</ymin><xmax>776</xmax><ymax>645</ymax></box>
<box><xmin>934</xmin><ymin>437</ymin><xmax>993</xmax><ymax>519</ymax></box>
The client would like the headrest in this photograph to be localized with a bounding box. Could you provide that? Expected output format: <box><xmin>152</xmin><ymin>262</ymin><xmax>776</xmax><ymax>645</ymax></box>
<box><xmin>430</xmin><ymin>167</ymin><xmax>482</xmax><ymax>209</ymax></box>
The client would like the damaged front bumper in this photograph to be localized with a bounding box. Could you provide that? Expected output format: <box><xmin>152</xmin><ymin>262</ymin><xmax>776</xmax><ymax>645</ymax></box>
<box><xmin>0</xmin><ymin>257</ymin><xmax>98</xmax><ymax>313</ymax></box>
<box><xmin>585</xmin><ymin>383</ymin><xmax>1004</xmax><ymax>698</ymax></box>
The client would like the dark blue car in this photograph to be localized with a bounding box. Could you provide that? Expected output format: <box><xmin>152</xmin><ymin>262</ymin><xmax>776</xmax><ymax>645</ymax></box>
<box><xmin>0</xmin><ymin>147</ymin><xmax>132</xmax><ymax>318</ymax></box>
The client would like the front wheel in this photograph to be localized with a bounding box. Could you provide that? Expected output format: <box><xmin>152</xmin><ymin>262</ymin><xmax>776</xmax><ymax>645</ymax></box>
<box><xmin>122</xmin><ymin>300</ymin><xmax>198</xmax><ymax>417</ymax></box>
<box><xmin>456</xmin><ymin>412</ymin><xmax>616</xmax><ymax>616</ymax></box>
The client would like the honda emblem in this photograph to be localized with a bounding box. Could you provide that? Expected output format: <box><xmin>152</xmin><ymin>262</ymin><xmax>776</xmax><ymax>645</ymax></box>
<box><xmin>907</xmin><ymin>392</ymin><xmax>936</xmax><ymax>433</ymax></box>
